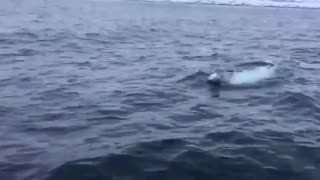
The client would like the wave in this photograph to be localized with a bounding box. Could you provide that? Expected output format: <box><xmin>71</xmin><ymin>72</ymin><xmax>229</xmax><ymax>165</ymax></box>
<box><xmin>140</xmin><ymin>0</ymin><xmax>320</xmax><ymax>8</ymax></box>
<box><xmin>45</xmin><ymin>135</ymin><xmax>320</xmax><ymax>180</ymax></box>
<box><xmin>177</xmin><ymin>70</ymin><xmax>210</xmax><ymax>88</ymax></box>
<box><xmin>274</xmin><ymin>91</ymin><xmax>320</xmax><ymax>114</ymax></box>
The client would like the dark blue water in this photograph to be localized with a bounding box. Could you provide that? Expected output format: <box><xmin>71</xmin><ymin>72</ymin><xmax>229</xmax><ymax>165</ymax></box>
<box><xmin>1</xmin><ymin>0</ymin><xmax>320</xmax><ymax>179</ymax></box>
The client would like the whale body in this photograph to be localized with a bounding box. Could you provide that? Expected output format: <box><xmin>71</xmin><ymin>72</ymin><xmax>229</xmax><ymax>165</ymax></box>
<box><xmin>208</xmin><ymin>63</ymin><xmax>276</xmax><ymax>86</ymax></box>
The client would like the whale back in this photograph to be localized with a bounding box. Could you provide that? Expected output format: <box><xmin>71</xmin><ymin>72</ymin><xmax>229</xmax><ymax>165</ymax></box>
<box><xmin>228</xmin><ymin>65</ymin><xmax>276</xmax><ymax>85</ymax></box>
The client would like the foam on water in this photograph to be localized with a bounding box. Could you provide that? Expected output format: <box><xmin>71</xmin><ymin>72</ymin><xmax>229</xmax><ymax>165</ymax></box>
<box><xmin>228</xmin><ymin>66</ymin><xmax>276</xmax><ymax>85</ymax></box>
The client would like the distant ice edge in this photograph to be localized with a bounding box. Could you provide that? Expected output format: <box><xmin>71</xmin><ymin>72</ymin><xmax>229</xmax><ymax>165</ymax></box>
<box><xmin>142</xmin><ymin>0</ymin><xmax>320</xmax><ymax>8</ymax></box>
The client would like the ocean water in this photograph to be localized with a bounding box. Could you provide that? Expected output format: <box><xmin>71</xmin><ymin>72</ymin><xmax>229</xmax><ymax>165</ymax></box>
<box><xmin>1</xmin><ymin>0</ymin><xmax>320</xmax><ymax>180</ymax></box>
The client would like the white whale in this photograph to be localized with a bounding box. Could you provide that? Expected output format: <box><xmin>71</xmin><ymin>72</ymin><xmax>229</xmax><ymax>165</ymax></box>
<box><xmin>208</xmin><ymin>63</ymin><xmax>277</xmax><ymax>86</ymax></box>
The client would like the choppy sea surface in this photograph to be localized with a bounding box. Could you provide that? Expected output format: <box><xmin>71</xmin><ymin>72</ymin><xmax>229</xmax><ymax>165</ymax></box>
<box><xmin>1</xmin><ymin>0</ymin><xmax>320</xmax><ymax>179</ymax></box>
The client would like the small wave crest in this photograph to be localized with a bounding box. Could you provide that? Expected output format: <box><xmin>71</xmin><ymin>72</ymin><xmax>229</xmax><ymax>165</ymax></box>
<box><xmin>274</xmin><ymin>91</ymin><xmax>320</xmax><ymax>114</ymax></box>
<box><xmin>177</xmin><ymin>70</ymin><xmax>210</xmax><ymax>88</ymax></box>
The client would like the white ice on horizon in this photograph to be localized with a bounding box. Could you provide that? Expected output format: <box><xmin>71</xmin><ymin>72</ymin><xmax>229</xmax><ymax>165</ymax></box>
<box><xmin>145</xmin><ymin>0</ymin><xmax>320</xmax><ymax>8</ymax></box>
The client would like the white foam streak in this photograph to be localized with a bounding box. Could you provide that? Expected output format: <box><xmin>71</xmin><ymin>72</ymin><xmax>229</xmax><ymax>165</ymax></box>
<box><xmin>146</xmin><ymin>0</ymin><xmax>320</xmax><ymax>8</ymax></box>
